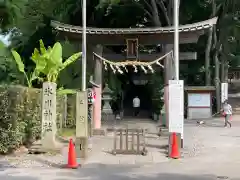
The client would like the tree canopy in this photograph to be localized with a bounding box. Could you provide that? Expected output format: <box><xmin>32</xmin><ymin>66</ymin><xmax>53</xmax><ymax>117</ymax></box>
<box><xmin>0</xmin><ymin>0</ymin><xmax>239</xmax><ymax>87</ymax></box>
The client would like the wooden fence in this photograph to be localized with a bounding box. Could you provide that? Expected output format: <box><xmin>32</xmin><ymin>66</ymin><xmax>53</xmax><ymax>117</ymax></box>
<box><xmin>112</xmin><ymin>128</ymin><xmax>147</xmax><ymax>155</ymax></box>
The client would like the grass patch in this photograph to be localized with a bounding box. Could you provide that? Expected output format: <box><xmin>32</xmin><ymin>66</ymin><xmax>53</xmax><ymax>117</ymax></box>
<box><xmin>58</xmin><ymin>128</ymin><xmax>75</xmax><ymax>137</ymax></box>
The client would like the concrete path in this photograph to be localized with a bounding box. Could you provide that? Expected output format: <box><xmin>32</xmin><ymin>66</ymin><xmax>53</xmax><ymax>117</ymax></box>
<box><xmin>1</xmin><ymin>116</ymin><xmax>240</xmax><ymax>179</ymax></box>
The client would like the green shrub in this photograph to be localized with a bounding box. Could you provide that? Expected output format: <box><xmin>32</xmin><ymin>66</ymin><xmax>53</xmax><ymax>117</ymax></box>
<box><xmin>0</xmin><ymin>85</ymin><xmax>75</xmax><ymax>153</ymax></box>
<box><xmin>0</xmin><ymin>85</ymin><xmax>26</xmax><ymax>153</ymax></box>
<box><xmin>23</xmin><ymin>87</ymin><xmax>41</xmax><ymax>146</ymax></box>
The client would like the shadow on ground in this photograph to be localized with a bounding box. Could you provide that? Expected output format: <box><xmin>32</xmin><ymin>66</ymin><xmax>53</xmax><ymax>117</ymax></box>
<box><xmin>0</xmin><ymin>159</ymin><xmax>37</xmax><ymax>180</ymax></box>
<box><xmin>0</xmin><ymin>160</ymin><xmax>237</xmax><ymax>180</ymax></box>
<box><xmin>47</xmin><ymin>163</ymin><xmax>234</xmax><ymax>180</ymax></box>
<box><xmin>0</xmin><ymin>159</ymin><xmax>16</xmax><ymax>170</ymax></box>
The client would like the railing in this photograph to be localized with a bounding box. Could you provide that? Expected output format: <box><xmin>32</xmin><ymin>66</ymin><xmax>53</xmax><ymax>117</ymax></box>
<box><xmin>112</xmin><ymin>128</ymin><xmax>147</xmax><ymax>156</ymax></box>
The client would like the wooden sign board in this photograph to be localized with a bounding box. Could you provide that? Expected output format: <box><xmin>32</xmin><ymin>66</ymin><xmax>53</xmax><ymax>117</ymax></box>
<box><xmin>168</xmin><ymin>80</ymin><xmax>184</xmax><ymax>139</ymax></box>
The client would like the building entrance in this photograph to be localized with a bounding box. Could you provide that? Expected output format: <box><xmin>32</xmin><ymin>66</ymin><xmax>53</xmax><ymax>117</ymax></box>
<box><xmin>123</xmin><ymin>82</ymin><xmax>152</xmax><ymax>118</ymax></box>
<box><xmin>116</xmin><ymin>69</ymin><xmax>153</xmax><ymax>118</ymax></box>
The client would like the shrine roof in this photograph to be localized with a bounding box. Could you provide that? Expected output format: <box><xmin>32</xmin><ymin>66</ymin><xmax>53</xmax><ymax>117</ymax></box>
<box><xmin>51</xmin><ymin>17</ymin><xmax>217</xmax><ymax>34</ymax></box>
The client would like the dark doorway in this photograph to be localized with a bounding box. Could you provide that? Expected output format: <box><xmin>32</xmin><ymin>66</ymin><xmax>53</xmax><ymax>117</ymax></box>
<box><xmin>123</xmin><ymin>81</ymin><xmax>152</xmax><ymax>118</ymax></box>
<box><xmin>112</xmin><ymin>66</ymin><xmax>154</xmax><ymax>119</ymax></box>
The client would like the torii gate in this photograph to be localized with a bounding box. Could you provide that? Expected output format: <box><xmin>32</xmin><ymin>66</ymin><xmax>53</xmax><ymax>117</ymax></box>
<box><xmin>51</xmin><ymin>17</ymin><xmax>217</xmax><ymax>132</ymax></box>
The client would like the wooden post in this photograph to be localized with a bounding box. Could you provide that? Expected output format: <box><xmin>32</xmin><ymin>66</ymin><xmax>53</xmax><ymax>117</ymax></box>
<box><xmin>41</xmin><ymin>82</ymin><xmax>58</xmax><ymax>149</ymax></box>
<box><xmin>93</xmin><ymin>44</ymin><xmax>103</xmax><ymax>130</ymax></box>
<box><xmin>75</xmin><ymin>91</ymin><xmax>88</xmax><ymax>159</ymax></box>
<box><xmin>164</xmin><ymin>44</ymin><xmax>174</xmax><ymax>129</ymax></box>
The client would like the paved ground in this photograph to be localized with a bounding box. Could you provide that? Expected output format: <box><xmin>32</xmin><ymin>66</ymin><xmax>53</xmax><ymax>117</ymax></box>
<box><xmin>1</xmin><ymin>116</ymin><xmax>240</xmax><ymax>180</ymax></box>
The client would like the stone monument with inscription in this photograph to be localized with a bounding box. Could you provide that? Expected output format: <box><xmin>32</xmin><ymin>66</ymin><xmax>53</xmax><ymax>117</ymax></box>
<box><xmin>41</xmin><ymin>82</ymin><xmax>58</xmax><ymax>149</ymax></box>
<box><xmin>75</xmin><ymin>91</ymin><xmax>88</xmax><ymax>159</ymax></box>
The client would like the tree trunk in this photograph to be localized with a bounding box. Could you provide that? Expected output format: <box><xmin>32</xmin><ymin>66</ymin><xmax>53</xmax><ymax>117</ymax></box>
<box><xmin>221</xmin><ymin>45</ymin><xmax>228</xmax><ymax>83</ymax></box>
<box><xmin>221</xmin><ymin>56</ymin><xmax>225</xmax><ymax>82</ymax></box>
<box><xmin>205</xmin><ymin>27</ymin><xmax>213</xmax><ymax>85</ymax></box>
<box><xmin>167</xmin><ymin>0</ymin><xmax>173</xmax><ymax>24</ymax></box>
<box><xmin>224</xmin><ymin>59</ymin><xmax>229</xmax><ymax>82</ymax></box>
<box><xmin>221</xmin><ymin>58</ymin><xmax>229</xmax><ymax>83</ymax></box>
<box><xmin>212</xmin><ymin>0</ymin><xmax>221</xmax><ymax>112</ymax></box>
<box><xmin>151</xmin><ymin>0</ymin><xmax>161</xmax><ymax>26</ymax></box>
<box><xmin>213</xmin><ymin>27</ymin><xmax>221</xmax><ymax>112</ymax></box>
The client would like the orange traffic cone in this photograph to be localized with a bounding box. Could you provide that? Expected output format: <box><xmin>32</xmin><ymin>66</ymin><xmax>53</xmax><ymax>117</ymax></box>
<box><xmin>170</xmin><ymin>132</ymin><xmax>180</xmax><ymax>159</ymax></box>
<box><xmin>66</xmin><ymin>139</ymin><xmax>79</xmax><ymax>169</ymax></box>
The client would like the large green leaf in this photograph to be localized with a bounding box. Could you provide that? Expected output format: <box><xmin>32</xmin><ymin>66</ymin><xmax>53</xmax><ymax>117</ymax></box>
<box><xmin>39</xmin><ymin>39</ymin><xmax>47</xmax><ymax>54</ymax></box>
<box><xmin>35</xmin><ymin>56</ymin><xmax>47</xmax><ymax>73</ymax></box>
<box><xmin>31</xmin><ymin>48</ymin><xmax>48</xmax><ymax>74</ymax></box>
<box><xmin>60</xmin><ymin>52</ymin><xmax>81</xmax><ymax>71</ymax></box>
<box><xmin>31</xmin><ymin>48</ymin><xmax>40</xmax><ymax>64</ymax></box>
<box><xmin>50</xmin><ymin>42</ymin><xmax>62</xmax><ymax>65</ymax></box>
<box><xmin>11</xmin><ymin>50</ymin><xmax>25</xmax><ymax>73</ymax></box>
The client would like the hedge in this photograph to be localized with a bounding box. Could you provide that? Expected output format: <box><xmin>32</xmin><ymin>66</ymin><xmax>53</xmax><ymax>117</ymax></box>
<box><xmin>0</xmin><ymin>85</ymin><xmax>68</xmax><ymax>154</ymax></box>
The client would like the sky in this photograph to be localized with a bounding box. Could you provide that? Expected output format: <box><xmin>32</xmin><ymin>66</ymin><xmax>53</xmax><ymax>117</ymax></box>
<box><xmin>0</xmin><ymin>28</ymin><xmax>15</xmax><ymax>47</ymax></box>
<box><xmin>0</xmin><ymin>33</ymin><xmax>11</xmax><ymax>46</ymax></box>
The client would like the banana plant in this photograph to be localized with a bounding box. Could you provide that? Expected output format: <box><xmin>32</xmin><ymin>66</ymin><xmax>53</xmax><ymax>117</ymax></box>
<box><xmin>11</xmin><ymin>50</ymin><xmax>41</xmax><ymax>87</ymax></box>
<box><xmin>11</xmin><ymin>39</ymin><xmax>81</xmax><ymax>91</ymax></box>
<box><xmin>31</xmin><ymin>40</ymin><xmax>82</xmax><ymax>83</ymax></box>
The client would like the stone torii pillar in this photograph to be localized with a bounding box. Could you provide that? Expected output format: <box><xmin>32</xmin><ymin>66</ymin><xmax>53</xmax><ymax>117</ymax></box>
<box><xmin>93</xmin><ymin>44</ymin><xmax>103</xmax><ymax>131</ymax></box>
<box><xmin>164</xmin><ymin>44</ymin><xmax>174</xmax><ymax>128</ymax></box>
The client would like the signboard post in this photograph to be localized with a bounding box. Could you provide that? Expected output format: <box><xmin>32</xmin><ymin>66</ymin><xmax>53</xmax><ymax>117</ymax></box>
<box><xmin>168</xmin><ymin>80</ymin><xmax>184</xmax><ymax>147</ymax></box>
<box><xmin>221</xmin><ymin>83</ymin><xmax>228</xmax><ymax>103</ymax></box>
<box><xmin>75</xmin><ymin>91</ymin><xmax>88</xmax><ymax>159</ymax></box>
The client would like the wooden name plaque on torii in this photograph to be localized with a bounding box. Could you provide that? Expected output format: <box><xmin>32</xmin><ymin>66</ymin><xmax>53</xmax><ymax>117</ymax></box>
<box><xmin>126</xmin><ymin>38</ymin><xmax>139</xmax><ymax>59</ymax></box>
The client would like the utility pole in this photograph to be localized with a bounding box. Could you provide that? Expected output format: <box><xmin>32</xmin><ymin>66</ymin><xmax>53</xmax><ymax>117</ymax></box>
<box><xmin>174</xmin><ymin>0</ymin><xmax>179</xmax><ymax>80</ymax></box>
<box><xmin>174</xmin><ymin>0</ymin><xmax>184</xmax><ymax>148</ymax></box>
<box><xmin>82</xmin><ymin>0</ymin><xmax>87</xmax><ymax>91</ymax></box>
<box><xmin>76</xmin><ymin>0</ymin><xmax>88</xmax><ymax>161</ymax></box>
